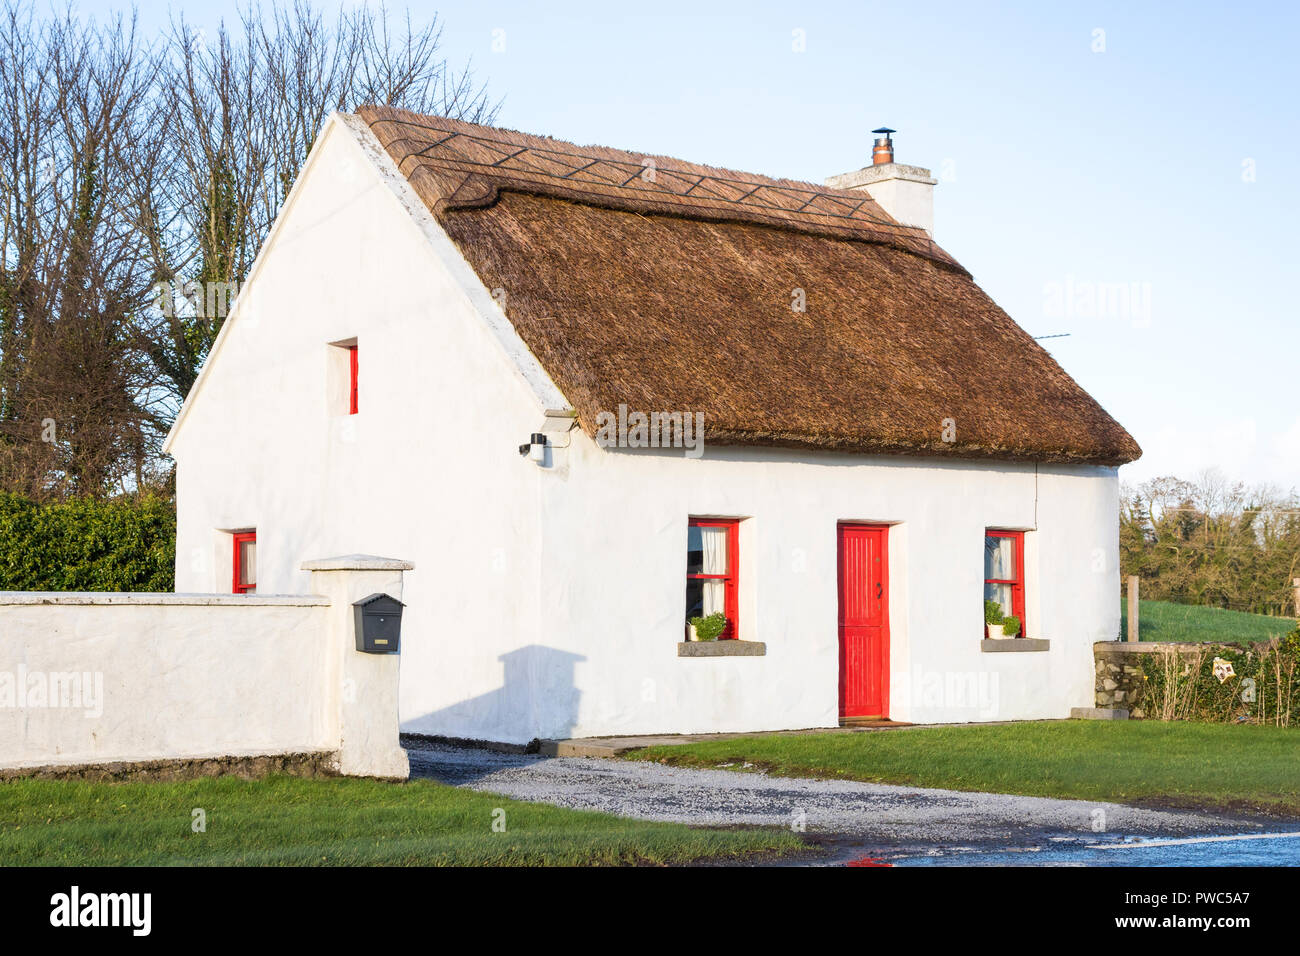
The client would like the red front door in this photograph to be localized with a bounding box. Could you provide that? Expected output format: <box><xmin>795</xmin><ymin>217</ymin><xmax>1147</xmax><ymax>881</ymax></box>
<box><xmin>838</xmin><ymin>524</ymin><xmax>889</xmax><ymax>719</ymax></box>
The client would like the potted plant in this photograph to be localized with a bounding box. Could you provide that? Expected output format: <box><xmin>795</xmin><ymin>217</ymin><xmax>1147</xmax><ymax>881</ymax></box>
<box><xmin>688</xmin><ymin>612</ymin><xmax>727</xmax><ymax>642</ymax></box>
<box><xmin>1002</xmin><ymin>615</ymin><xmax>1022</xmax><ymax>638</ymax></box>
<box><xmin>985</xmin><ymin>599</ymin><xmax>1006</xmax><ymax>639</ymax></box>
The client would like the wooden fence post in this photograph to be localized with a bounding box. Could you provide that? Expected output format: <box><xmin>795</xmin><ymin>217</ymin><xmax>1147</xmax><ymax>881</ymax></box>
<box><xmin>1127</xmin><ymin>575</ymin><xmax>1140</xmax><ymax>643</ymax></box>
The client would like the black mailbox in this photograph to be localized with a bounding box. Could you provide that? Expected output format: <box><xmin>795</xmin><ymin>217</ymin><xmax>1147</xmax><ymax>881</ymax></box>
<box><xmin>353</xmin><ymin>593</ymin><xmax>404</xmax><ymax>653</ymax></box>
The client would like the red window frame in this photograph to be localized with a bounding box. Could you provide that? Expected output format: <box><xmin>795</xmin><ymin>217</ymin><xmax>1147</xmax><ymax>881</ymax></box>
<box><xmin>232</xmin><ymin>531</ymin><xmax>257</xmax><ymax>595</ymax></box>
<box><xmin>984</xmin><ymin>529</ymin><xmax>1025</xmax><ymax>635</ymax></box>
<box><xmin>348</xmin><ymin>345</ymin><xmax>358</xmax><ymax>415</ymax></box>
<box><xmin>687</xmin><ymin>518</ymin><xmax>740</xmax><ymax>640</ymax></box>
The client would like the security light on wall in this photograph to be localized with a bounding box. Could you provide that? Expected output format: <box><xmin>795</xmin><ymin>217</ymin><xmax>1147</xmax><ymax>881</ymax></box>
<box><xmin>519</xmin><ymin>432</ymin><xmax>547</xmax><ymax>463</ymax></box>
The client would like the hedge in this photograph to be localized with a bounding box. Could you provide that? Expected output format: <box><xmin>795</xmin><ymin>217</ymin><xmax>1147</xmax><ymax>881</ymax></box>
<box><xmin>0</xmin><ymin>492</ymin><xmax>176</xmax><ymax>592</ymax></box>
<box><xmin>1139</xmin><ymin>629</ymin><xmax>1300</xmax><ymax>727</ymax></box>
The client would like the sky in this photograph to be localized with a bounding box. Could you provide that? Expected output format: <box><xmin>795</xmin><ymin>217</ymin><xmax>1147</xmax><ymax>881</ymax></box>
<box><xmin>85</xmin><ymin>0</ymin><xmax>1300</xmax><ymax>491</ymax></box>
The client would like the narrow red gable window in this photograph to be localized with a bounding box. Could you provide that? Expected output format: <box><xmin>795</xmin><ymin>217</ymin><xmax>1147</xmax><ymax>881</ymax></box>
<box><xmin>232</xmin><ymin>531</ymin><xmax>257</xmax><ymax>595</ymax></box>
<box><xmin>686</xmin><ymin>518</ymin><xmax>739</xmax><ymax>640</ymax></box>
<box><xmin>348</xmin><ymin>345</ymin><xmax>358</xmax><ymax>415</ymax></box>
<box><xmin>984</xmin><ymin>530</ymin><xmax>1025</xmax><ymax>634</ymax></box>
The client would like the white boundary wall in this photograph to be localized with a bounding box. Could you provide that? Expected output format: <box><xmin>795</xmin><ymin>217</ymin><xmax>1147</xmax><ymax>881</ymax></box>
<box><xmin>0</xmin><ymin>556</ymin><xmax>410</xmax><ymax>777</ymax></box>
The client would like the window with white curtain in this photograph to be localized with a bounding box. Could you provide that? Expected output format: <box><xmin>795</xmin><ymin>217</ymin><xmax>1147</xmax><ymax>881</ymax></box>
<box><xmin>984</xmin><ymin>530</ymin><xmax>1025</xmax><ymax>634</ymax></box>
<box><xmin>686</xmin><ymin>518</ymin><xmax>738</xmax><ymax>639</ymax></box>
<box><xmin>233</xmin><ymin>530</ymin><xmax>257</xmax><ymax>595</ymax></box>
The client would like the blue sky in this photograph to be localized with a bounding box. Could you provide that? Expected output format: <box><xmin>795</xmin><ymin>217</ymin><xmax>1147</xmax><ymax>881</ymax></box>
<box><xmin>92</xmin><ymin>0</ymin><xmax>1300</xmax><ymax>489</ymax></box>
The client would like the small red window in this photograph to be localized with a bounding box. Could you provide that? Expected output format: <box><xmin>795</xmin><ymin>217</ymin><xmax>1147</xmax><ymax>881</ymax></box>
<box><xmin>686</xmin><ymin>518</ymin><xmax>739</xmax><ymax>640</ymax></box>
<box><xmin>984</xmin><ymin>530</ymin><xmax>1025</xmax><ymax>635</ymax></box>
<box><xmin>232</xmin><ymin>531</ymin><xmax>257</xmax><ymax>595</ymax></box>
<box><xmin>348</xmin><ymin>345</ymin><xmax>358</xmax><ymax>415</ymax></box>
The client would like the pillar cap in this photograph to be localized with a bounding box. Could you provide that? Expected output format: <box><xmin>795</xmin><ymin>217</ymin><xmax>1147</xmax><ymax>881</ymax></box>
<box><xmin>301</xmin><ymin>554</ymin><xmax>415</xmax><ymax>572</ymax></box>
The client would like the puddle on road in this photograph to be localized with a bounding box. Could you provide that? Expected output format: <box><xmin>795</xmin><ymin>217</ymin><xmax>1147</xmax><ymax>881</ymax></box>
<box><xmin>830</xmin><ymin>831</ymin><xmax>1300</xmax><ymax>867</ymax></box>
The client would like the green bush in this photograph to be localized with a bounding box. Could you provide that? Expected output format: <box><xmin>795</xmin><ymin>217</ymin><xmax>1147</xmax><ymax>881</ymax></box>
<box><xmin>689</xmin><ymin>612</ymin><xmax>727</xmax><ymax>642</ymax></box>
<box><xmin>0</xmin><ymin>492</ymin><xmax>175</xmax><ymax>591</ymax></box>
<box><xmin>1002</xmin><ymin>614</ymin><xmax>1021</xmax><ymax>637</ymax></box>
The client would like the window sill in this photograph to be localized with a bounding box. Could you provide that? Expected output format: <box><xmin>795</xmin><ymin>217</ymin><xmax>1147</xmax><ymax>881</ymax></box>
<box><xmin>981</xmin><ymin>638</ymin><xmax>1050</xmax><ymax>653</ymax></box>
<box><xmin>678</xmin><ymin>640</ymin><xmax>766</xmax><ymax>657</ymax></box>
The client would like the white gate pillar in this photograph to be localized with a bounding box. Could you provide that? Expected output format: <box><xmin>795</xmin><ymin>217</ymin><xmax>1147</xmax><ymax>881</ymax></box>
<box><xmin>303</xmin><ymin>555</ymin><xmax>413</xmax><ymax>779</ymax></box>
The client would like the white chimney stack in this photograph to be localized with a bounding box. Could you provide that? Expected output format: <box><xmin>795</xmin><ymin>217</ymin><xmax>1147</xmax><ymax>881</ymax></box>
<box><xmin>825</xmin><ymin>128</ymin><xmax>937</xmax><ymax>236</ymax></box>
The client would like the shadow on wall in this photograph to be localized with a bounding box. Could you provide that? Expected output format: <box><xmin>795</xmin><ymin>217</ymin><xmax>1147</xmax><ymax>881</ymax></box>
<box><xmin>409</xmin><ymin>644</ymin><xmax>586</xmax><ymax>753</ymax></box>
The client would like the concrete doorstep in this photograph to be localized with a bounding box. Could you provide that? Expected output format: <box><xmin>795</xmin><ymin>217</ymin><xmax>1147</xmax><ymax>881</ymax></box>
<box><xmin>537</xmin><ymin>722</ymin><xmax>919</xmax><ymax>758</ymax></box>
<box><xmin>1069</xmin><ymin>707</ymin><xmax>1130</xmax><ymax>721</ymax></box>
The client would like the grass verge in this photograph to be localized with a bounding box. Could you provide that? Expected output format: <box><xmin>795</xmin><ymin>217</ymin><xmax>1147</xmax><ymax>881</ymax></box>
<box><xmin>630</xmin><ymin>721</ymin><xmax>1300</xmax><ymax>817</ymax></box>
<box><xmin>0</xmin><ymin>774</ymin><xmax>802</xmax><ymax>866</ymax></box>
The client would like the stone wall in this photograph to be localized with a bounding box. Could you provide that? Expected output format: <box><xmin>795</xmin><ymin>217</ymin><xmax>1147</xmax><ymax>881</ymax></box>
<box><xmin>1094</xmin><ymin>644</ymin><xmax>1152</xmax><ymax>716</ymax></box>
<box><xmin>1093</xmin><ymin>641</ymin><xmax>1244</xmax><ymax>718</ymax></box>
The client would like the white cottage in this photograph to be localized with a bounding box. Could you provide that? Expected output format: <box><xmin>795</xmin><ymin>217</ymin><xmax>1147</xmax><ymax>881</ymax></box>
<box><xmin>164</xmin><ymin>108</ymin><xmax>1140</xmax><ymax>745</ymax></box>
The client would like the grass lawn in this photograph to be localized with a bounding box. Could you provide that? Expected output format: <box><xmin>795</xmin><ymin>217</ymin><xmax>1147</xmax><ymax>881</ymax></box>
<box><xmin>0</xmin><ymin>774</ymin><xmax>801</xmax><ymax>866</ymax></box>
<box><xmin>630</xmin><ymin>721</ymin><xmax>1300</xmax><ymax>816</ymax></box>
<box><xmin>1121</xmin><ymin>598</ymin><xmax>1295</xmax><ymax>643</ymax></box>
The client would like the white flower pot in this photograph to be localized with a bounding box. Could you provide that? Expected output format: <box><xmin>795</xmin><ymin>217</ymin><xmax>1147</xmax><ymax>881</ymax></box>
<box><xmin>687</xmin><ymin>623</ymin><xmax>699</xmax><ymax>642</ymax></box>
<box><xmin>987</xmin><ymin>624</ymin><xmax>1007</xmax><ymax>640</ymax></box>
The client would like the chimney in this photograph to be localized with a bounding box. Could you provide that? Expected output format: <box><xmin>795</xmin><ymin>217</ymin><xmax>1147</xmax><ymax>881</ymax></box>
<box><xmin>871</xmin><ymin>127</ymin><xmax>895</xmax><ymax>164</ymax></box>
<box><xmin>826</xmin><ymin>126</ymin><xmax>937</xmax><ymax>236</ymax></box>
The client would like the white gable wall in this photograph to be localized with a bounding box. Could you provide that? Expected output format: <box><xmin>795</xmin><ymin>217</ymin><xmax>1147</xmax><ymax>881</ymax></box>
<box><xmin>171</xmin><ymin>116</ymin><xmax>1120</xmax><ymax>746</ymax></box>
<box><xmin>169</xmin><ymin>117</ymin><xmax>553</xmax><ymax>742</ymax></box>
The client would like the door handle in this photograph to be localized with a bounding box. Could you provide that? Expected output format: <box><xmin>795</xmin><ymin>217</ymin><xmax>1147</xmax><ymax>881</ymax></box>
<box><xmin>875</xmin><ymin>581</ymin><xmax>882</xmax><ymax>599</ymax></box>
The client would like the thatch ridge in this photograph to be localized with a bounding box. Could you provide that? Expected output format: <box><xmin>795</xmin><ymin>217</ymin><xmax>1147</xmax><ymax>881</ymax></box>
<box><xmin>357</xmin><ymin>107</ymin><xmax>1141</xmax><ymax>466</ymax></box>
<box><xmin>358</xmin><ymin>104</ymin><xmax>966</xmax><ymax>273</ymax></box>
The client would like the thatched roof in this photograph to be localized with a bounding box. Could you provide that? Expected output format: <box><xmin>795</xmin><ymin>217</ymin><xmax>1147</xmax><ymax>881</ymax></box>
<box><xmin>359</xmin><ymin>105</ymin><xmax>1140</xmax><ymax>466</ymax></box>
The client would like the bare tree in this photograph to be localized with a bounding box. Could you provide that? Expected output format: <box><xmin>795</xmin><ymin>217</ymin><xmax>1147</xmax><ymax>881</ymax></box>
<box><xmin>0</xmin><ymin>6</ymin><xmax>164</xmax><ymax>499</ymax></box>
<box><xmin>143</xmin><ymin>1</ymin><xmax>498</xmax><ymax>407</ymax></box>
<box><xmin>1122</xmin><ymin>471</ymin><xmax>1300</xmax><ymax>616</ymax></box>
<box><xmin>0</xmin><ymin>1</ymin><xmax>497</xmax><ymax>499</ymax></box>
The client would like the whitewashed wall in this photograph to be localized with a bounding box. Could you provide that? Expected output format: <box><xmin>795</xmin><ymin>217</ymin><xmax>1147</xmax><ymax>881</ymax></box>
<box><xmin>0</xmin><ymin>594</ymin><xmax>330</xmax><ymax>770</ymax></box>
<box><xmin>525</xmin><ymin>441</ymin><xmax>1117</xmax><ymax>741</ymax></box>
<box><xmin>169</xmin><ymin>116</ymin><xmax>549</xmax><ymax>745</ymax></box>
<box><xmin>169</xmin><ymin>115</ymin><xmax>1120</xmax><ymax>746</ymax></box>
<box><xmin>1</xmin><ymin>557</ymin><xmax>411</xmax><ymax>776</ymax></box>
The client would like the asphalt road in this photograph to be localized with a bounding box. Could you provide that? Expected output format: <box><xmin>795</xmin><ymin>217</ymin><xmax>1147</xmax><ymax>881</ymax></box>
<box><xmin>406</xmin><ymin>739</ymin><xmax>1300</xmax><ymax>865</ymax></box>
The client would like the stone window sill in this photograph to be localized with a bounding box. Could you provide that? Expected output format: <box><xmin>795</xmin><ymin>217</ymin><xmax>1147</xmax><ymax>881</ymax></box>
<box><xmin>981</xmin><ymin>638</ymin><xmax>1051</xmax><ymax>653</ymax></box>
<box><xmin>678</xmin><ymin>640</ymin><xmax>766</xmax><ymax>657</ymax></box>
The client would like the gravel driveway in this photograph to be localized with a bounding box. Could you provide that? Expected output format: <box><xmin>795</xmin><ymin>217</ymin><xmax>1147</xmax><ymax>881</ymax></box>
<box><xmin>406</xmin><ymin>738</ymin><xmax>1291</xmax><ymax>863</ymax></box>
